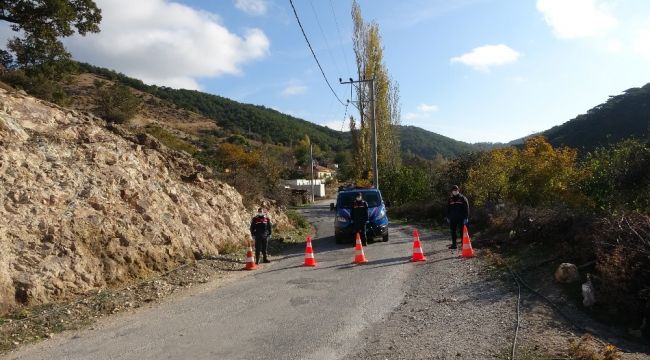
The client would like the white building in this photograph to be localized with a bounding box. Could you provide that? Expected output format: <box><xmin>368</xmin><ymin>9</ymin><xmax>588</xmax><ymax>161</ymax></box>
<box><xmin>284</xmin><ymin>179</ymin><xmax>326</xmax><ymax>198</ymax></box>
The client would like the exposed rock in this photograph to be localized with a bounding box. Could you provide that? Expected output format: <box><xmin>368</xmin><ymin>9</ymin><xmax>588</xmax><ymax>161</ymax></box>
<box><xmin>0</xmin><ymin>88</ymin><xmax>251</xmax><ymax>314</ymax></box>
<box><xmin>554</xmin><ymin>263</ymin><xmax>580</xmax><ymax>284</ymax></box>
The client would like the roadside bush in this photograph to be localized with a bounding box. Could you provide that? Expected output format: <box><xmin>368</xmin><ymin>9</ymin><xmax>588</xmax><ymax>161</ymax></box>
<box><xmin>145</xmin><ymin>125</ymin><xmax>198</xmax><ymax>155</ymax></box>
<box><xmin>96</xmin><ymin>83</ymin><xmax>141</xmax><ymax>124</ymax></box>
<box><xmin>592</xmin><ymin>213</ymin><xmax>650</xmax><ymax>333</ymax></box>
<box><xmin>580</xmin><ymin>138</ymin><xmax>650</xmax><ymax>213</ymax></box>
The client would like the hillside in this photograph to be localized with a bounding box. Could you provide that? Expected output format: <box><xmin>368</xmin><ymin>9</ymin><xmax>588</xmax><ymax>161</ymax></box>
<box><xmin>0</xmin><ymin>88</ymin><xmax>255</xmax><ymax>313</ymax></box>
<box><xmin>510</xmin><ymin>84</ymin><xmax>650</xmax><ymax>151</ymax></box>
<box><xmin>75</xmin><ymin>63</ymin><xmax>488</xmax><ymax>161</ymax></box>
<box><xmin>77</xmin><ymin>63</ymin><xmax>350</xmax><ymax>153</ymax></box>
<box><xmin>399</xmin><ymin>125</ymin><xmax>477</xmax><ymax>159</ymax></box>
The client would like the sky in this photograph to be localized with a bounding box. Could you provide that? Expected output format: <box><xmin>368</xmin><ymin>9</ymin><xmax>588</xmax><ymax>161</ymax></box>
<box><xmin>2</xmin><ymin>0</ymin><xmax>650</xmax><ymax>143</ymax></box>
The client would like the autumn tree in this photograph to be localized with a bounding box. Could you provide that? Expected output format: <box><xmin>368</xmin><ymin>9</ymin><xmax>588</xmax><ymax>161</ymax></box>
<box><xmin>0</xmin><ymin>0</ymin><xmax>101</xmax><ymax>70</ymax></box>
<box><xmin>509</xmin><ymin>136</ymin><xmax>579</xmax><ymax>209</ymax></box>
<box><xmin>465</xmin><ymin>147</ymin><xmax>519</xmax><ymax>207</ymax></box>
<box><xmin>350</xmin><ymin>1</ymin><xmax>401</xmax><ymax>183</ymax></box>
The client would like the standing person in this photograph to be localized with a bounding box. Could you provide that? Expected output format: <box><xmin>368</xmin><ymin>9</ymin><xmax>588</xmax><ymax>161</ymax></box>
<box><xmin>445</xmin><ymin>185</ymin><xmax>469</xmax><ymax>249</ymax></box>
<box><xmin>250</xmin><ymin>207</ymin><xmax>272</xmax><ymax>264</ymax></box>
<box><xmin>351</xmin><ymin>192</ymin><xmax>369</xmax><ymax>246</ymax></box>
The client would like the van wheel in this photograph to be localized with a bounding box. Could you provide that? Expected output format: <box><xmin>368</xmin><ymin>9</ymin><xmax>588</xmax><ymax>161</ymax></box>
<box><xmin>382</xmin><ymin>233</ymin><xmax>389</xmax><ymax>242</ymax></box>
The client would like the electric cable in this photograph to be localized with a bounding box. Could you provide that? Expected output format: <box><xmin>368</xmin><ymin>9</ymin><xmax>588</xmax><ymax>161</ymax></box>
<box><xmin>289</xmin><ymin>0</ymin><xmax>346</xmax><ymax>106</ymax></box>
<box><xmin>328</xmin><ymin>0</ymin><xmax>353</xmax><ymax>76</ymax></box>
<box><xmin>309</xmin><ymin>0</ymin><xmax>343</xmax><ymax>78</ymax></box>
<box><xmin>507</xmin><ymin>265</ymin><xmax>523</xmax><ymax>360</ymax></box>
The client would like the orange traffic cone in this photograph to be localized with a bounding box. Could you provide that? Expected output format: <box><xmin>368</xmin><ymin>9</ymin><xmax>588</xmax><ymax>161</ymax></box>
<box><xmin>243</xmin><ymin>242</ymin><xmax>257</xmax><ymax>270</ymax></box>
<box><xmin>303</xmin><ymin>235</ymin><xmax>317</xmax><ymax>267</ymax></box>
<box><xmin>411</xmin><ymin>229</ymin><xmax>427</xmax><ymax>262</ymax></box>
<box><xmin>460</xmin><ymin>225</ymin><xmax>475</xmax><ymax>258</ymax></box>
<box><xmin>353</xmin><ymin>232</ymin><xmax>368</xmax><ymax>264</ymax></box>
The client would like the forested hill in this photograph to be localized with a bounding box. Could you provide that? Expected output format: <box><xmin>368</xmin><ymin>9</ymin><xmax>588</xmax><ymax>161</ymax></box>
<box><xmin>79</xmin><ymin>63</ymin><xmax>484</xmax><ymax>159</ymax></box>
<box><xmin>398</xmin><ymin>125</ymin><xmax>477</xmax><ymax>159</ymax></box>
<box><xmin>530</xmin><ymin>84</ymin><xmax>650</xmax><ymax>151</ymax></box>
<box><xmin>77</xmin><ymin>63</ymin><xmax>350</xmax><ymax>152</ymax></box>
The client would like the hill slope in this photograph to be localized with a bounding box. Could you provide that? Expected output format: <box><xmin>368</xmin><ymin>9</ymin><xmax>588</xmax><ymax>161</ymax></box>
<box><xmin>399</xmin><ymin>125</ymin><xmax>477</xmax><ymax>159</ymax></box>
<box><xmin>511</xmin><ymin>84</ymin><xmax>650</xmax><ymax>151</ymax></box>
<box><xmin>0</xmin><ymin>88</ymin><xmax>251</xmax><ymax>313</ymax></box>
<box><xmin>77</xmin><ymin>63</ymin><xmax>350</xmax><ymax>152</ymax></box>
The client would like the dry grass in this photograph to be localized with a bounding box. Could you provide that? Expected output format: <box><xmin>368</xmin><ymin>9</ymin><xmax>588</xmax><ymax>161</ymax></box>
<box><xmin>567</xmin><ymin>335</ymin><xmax>621</xmax><ymax>360</ymax></box>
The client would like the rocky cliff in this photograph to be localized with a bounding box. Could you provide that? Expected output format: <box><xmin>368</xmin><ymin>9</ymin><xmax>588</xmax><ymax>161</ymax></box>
<box><xmin>0</xmin><ymin>89</ymin><xmax>252</xmax><ymax>314</ymax></box>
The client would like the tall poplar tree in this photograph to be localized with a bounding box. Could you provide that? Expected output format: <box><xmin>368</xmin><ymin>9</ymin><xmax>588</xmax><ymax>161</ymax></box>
<box><xmin>349</xmin><ymin>0</ymin><xmax>401</xmax><ymax>183</ymax></box>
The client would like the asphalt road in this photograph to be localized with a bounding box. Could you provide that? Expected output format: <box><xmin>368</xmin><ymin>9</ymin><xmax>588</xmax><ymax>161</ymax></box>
<box><xmin>7</xmin><ymin>202</ymin><xmax>423</xmax><ymax>360</ymax></box>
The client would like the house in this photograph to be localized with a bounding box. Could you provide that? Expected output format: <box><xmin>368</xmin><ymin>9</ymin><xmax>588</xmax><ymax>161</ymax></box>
<box><xmin>313</xmin><ymin>165</ymin><xmax>335</xmax><ymax>180</ymax></box>
<box><xmin>284</xmin><ymin>179</ymin><xmax>326</xmax><ymax>198</ymax></box>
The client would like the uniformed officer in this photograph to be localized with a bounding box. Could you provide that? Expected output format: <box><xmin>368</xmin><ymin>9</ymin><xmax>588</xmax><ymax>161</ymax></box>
<box><xmin>445</xmin><ymin>185</ymin><xmax>469</xmax><ymax>249</ymax></box>
<box><xmin>250</xmin><ymin>207</ymin><xmax>272</xmax><ymax>264</ymax></box>
<box><xmin>351</xmin><ymin>192</ymin><xmax>369</xmax><ymax>246</ymax></box>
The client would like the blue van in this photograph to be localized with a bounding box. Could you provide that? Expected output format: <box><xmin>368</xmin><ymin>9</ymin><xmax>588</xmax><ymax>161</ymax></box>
<box><xmin>333</xmin><ymin>187</ymin><xmax>389</xmax><ymax>244</ymax></box>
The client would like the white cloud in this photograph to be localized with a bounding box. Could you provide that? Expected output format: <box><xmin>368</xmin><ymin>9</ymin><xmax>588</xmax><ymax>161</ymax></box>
<box><xmin>450</xmin><ymin>44</ymin><xmax>521</xmax><ymax>72</ymax></box>
<box><xmin>64</xmin><ymin>0</ymin><xmax>270</xmax><ymax>90</ymax></box>
<box><xmin>321</xmin><ymin>119</ymin><xmax>349</xmax><ymax>132</ymax></box>
<box><xmin>634</xmin><ymin>27</ymin><xmax>650</xmax><ymax>59</ymax></box>
<box><xmin>281</xmin><ymin>84</ymin><xmax>307</xmax><ymax>96</ymax></box>
<box><xmin>403</xmin><ymin>103</ymin><xmax>440</xmax><ymax>122</ymax></box>
<box><xmin>536</xmin><ymin>0</ymin><xmax>617</xmax><ymax>39</ymax></box>
<box><xmin>234</xmin><ymin>0</ymin><xmax>267</xmax><ymax>16</ymax></box>
<box><xmin>606</xmin><ymin>38</ymin><xmax>623</xmax><ymax>53</ymax></box>
<box><xmin>417</xmin><ymin>103</ymin><xmax>439</xmax><ymax>113</ymax></box>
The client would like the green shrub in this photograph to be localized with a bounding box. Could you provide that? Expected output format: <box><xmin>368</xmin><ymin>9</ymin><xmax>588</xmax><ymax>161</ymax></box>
<box><xmin>97</xmin><ymin>83</ymin><xmax>141</xmax><ymax>124</ymax></box>
<box><xmin>0</xmin><ymin>69</ymin><xmax>70</xmax><ymax>105</ymax></box>
<box><xmin>580</xmin><ymin>138</ymin><xmax>650</xmax><ymax>213</ymax></box>
<box><xmin>286</xmin><ymin>210</ymin><xmax>309</xmax><ymax>230</ymax></box>
<box><xmin>145</xmin><ymin>125</ymin><xmax>198</xmax><ymax>155</ymax></box>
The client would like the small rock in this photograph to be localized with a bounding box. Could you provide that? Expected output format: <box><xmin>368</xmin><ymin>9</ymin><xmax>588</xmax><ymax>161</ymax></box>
<box><xmin>555</xmin><ymin>263</ymin><xmax>580</xmax><ymax>284</ymax></box>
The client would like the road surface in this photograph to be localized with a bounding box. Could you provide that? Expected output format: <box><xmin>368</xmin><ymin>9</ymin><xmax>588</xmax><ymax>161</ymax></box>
<box><xmin>7</xmin><ymin>202</ymin><xmax>422</xmax><ymax>360</ymax></box>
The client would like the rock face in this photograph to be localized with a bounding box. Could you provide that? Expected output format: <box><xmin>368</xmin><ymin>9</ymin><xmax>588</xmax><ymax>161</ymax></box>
<box><xmin>0</xmin><ymin>89</ymin><xmax>251</xmax><ymax>313</ymax></box>
<box><xmin>554</xmin><ymin>263</ymin><xmax>580</xmax><ymax>284</ymax></box>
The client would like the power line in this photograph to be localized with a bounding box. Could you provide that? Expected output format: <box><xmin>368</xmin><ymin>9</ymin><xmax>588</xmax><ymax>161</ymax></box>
<box><xmin>289</xmin><ymin>0</ymin><xmax>347</xmax><ymax>106</ymax></box>
<box><xmin>329</xmin><ymin>0</ymin><xmax>353</xmax><ymax>76</ymax></box>
<box><xmin>309</xmin><ymin>0</ymin><xmax>343</xmax><ymax>77</ymax></box>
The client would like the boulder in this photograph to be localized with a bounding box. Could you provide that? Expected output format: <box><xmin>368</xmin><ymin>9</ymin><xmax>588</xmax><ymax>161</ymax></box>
<box><xmin>554</xmin><ymin>263</ymin><xmax>580</xmax><ymax>284</ymax></box>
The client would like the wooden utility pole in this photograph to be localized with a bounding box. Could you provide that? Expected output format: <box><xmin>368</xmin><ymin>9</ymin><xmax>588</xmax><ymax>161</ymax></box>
<box><xmin>310</xmin><ymin>143</ymin><xmax>315</xmax><ymax>202</ymax></box>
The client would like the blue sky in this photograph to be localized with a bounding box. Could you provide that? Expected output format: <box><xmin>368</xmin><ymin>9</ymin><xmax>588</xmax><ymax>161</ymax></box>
<box><xmin>3</xmin><ymin>0</ymin><xmax>650</xmax><ymax>143</ymax></box>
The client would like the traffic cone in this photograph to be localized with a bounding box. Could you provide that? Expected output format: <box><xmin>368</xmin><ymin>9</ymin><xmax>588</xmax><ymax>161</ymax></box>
<box><xmin>243</xmin><ymin>241</ymin><xmax>257</xmax><ymax>270</ymax></box>
<box><xmin>411</xmin><ymin>229</ymin><xmax>427</xmax><ymax>262</ymax></box>
<box><xmin>460</xmin><ymin>225</ymin><xmax>475</xmax><ymax>258</ymax></box>
<box><xmin>353</xmin><ymin>232</ymin><xmax>368</xmax><ymax>264</ymax></box>
<box><xmin>303</xmin><ymin>235</ymin><xmax>317</xmax><ymax>267</ymax></box>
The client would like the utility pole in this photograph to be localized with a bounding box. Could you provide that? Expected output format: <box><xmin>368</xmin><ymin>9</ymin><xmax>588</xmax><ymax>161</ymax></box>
<box><xmin>310</xmin><ymin>142</ymin><xmax>315</xmax><ymax>202</ymax></box>
<box><xmin>340</xmin><ymin>77</ymin><xmax>378</xmax><ymax>189</ymax></box>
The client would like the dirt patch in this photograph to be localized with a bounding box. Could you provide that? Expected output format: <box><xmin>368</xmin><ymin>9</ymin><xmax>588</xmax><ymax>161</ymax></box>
<box><xmin>344</xmin><ymin>227</ymin><xmax>650</xmax><ymax>359</ymax></box>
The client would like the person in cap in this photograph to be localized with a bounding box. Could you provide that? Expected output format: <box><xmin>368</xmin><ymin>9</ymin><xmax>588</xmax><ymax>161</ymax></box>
<box><xmin>250</xmin><ymin>207</ymin><xmax>272</xmax><ymax>264</ymax></box>
<box><xmin>351</xmin><ymin>192</ymin><xmax>369</xmax><ymax>246</ymax></box>
<box><xmin>445</xmin><ymin>185</ymin><xmax>469</xmax><ymax>249</ymax></box>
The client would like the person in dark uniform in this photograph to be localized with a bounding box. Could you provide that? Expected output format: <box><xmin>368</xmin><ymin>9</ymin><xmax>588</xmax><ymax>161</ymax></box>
<box><xmin>250</xmin><ymin>207</ymin><xmax>272</xmax><ymax>264</ymax></box>
<box><xmin>351</xmin><ymin>192</ymin><xmax>369</xmax><ymax>246</ymax></box>
<box><xmin>445</xmin><ymin>185</ymin><xmax>469</xmax><ymax>249</ymax></box>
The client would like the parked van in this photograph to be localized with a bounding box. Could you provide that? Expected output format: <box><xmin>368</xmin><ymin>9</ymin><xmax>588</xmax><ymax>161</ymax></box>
<box><xmin>332</xmin><ymin>187</ymin><xmax>389</xmax><ymax>244</ymax></box>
